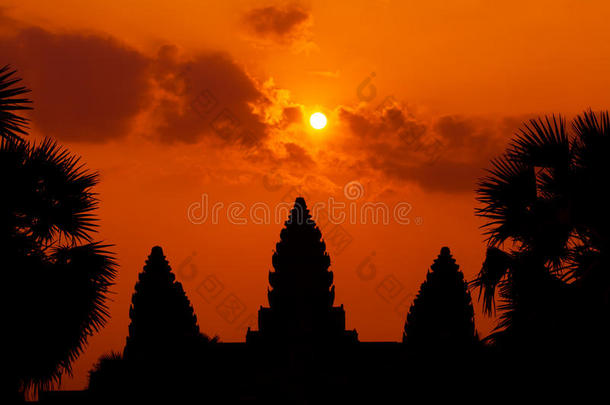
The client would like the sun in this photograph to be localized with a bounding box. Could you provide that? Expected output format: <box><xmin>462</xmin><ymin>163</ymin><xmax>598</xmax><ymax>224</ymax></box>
<box><xmin>309</xmin><ymin>112</ymin><xmax>327</xmax><ymax>130</ymax></box>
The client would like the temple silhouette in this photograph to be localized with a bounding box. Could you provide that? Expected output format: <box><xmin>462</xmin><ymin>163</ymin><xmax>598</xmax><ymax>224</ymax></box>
<box><xmin>246</xmin><ymin>197</ymin><xmax>358</xmax><ymax>345</ymax></box>
<box><xmin>38</xmin><ymin>197</ymin><xmax>484</xmax><ymax>404</ymax></box>
<box><xmin>227</xmin><ymin>197</ymin><xmax>401</xmax><ymax>403</ymax></box>
<box><xmin>39</xmin><ymin>197</ymin><xmax>482</xmax><ymax>403</ymax></box>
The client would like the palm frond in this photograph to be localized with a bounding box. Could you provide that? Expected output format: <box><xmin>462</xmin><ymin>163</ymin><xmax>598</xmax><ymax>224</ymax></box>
<box><xmin>508</xmin><ymin>115</ymin><xmax>569</xmax><ymax>165</ymax></box>
<box><xmin>470</xmin><ymin>247</ymin><xmax>513</xmax><ymax>315</ymax></box>
<box><xmin>21</xmin><ymin>242</ymin><xmax>117</xmax><ymax>393</ymax></box>
<box><xmin>571</xmin><ymin>110</ymin><xmax>610</xmax><ymax>249</ymax></box>
<box><xmin>572</xmin><ymin>109</ymin><xmax>610</xmax><ymax>145</ymax></box>
<box><xmin>24</xmin><ymin>138</ymin><xmax>99</xmax><ymax>243</ymax></box>
<box><xmin>88</xmin><ymin>352</ymin><xmax>125</xmax><ymax>392</ymax></box>
<box><xmin>0</xmin><ymin>65</ymin><xmax>32</xmax><ymax>141</ymax></box>
<box><xmin>572</xmin><ymin>110</ymin><xmax>610</xmax><ymax>176</ymax></box>
<box><xmin>510</xmin><ymin>115</ymin><xmax>573</xmax><ymax>200</ymax></box>
<box><xmin>476</xmin><ymin>155</ymin><xmax>537</xmax><ymax>246</ymax></box>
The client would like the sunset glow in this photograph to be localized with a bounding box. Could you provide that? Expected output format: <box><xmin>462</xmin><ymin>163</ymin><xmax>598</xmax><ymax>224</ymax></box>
<box><xmin>3</xmin><ymin>0</ymin><xmax>610</xmax><ymax>394</ymax></box>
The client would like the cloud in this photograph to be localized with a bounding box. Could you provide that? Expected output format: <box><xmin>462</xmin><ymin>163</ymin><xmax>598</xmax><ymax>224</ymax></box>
<box><xmin>434</xmin><ymin>115</ymin><xmax>475</xmax><ymax>148</ymax></box>
<box><xmin>241</xmin><ymin>4</ymin><xmax>315</xmax><ymax>51</ymax></box>
<box><xmin>0</xmin><ymin>25</ymin><xmax>150</xmax><ymax>142</ymax></box>
<box><xmin>0</xmin><ymin>13</ymin><xmax>296</xmax><ymax>146</ymax></box>
<box><xmin>281</xmin><ymin>142</ymin><xmax>315</xmax><ymax>167</ymax></box>
<box><xmin>0</xmin><ymin>10</ymin><xmax>519</xmax><ymax>195</ymax></box>
<box><xmin>281</xmin><ymin>106</ymin><xmax>303</xmax><ymax>126</ymax></box>
<box><xmin>340</xmin><ymin>104</ymin><xmax>428</xmax><ymax>142</ymax></box>
<box><xmin>151</xmin><ymin>46</ymin><xmax>270</xmax><ymax>146</ymax></box>
<box><xmin>243</xmin><ymin>4</ymin><xmax>310</xmax><ymax>37</ymax></box>
<box><xmin>337</xmin><ymin>103</ymin><xmax>514</xmax><ymax>193</ymax></box>
<box><xmin>150</xmin><ymin>49</ymin><xmax>308</xmax><ymax>146</ymax></box>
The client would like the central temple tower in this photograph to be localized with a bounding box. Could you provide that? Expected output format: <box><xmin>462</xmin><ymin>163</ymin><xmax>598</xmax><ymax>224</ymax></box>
<box><xmin>246</xmin><ymin>197</ymin><xmax>357</xmax><ymax>344</ymax></box>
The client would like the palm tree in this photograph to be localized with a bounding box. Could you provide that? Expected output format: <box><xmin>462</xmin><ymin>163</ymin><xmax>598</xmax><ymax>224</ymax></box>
<box><xmin>88</xmin><ymin>352</ymin><xmax>127</xmax><ymax>398</ymax></box>
<box><xmin>0</xmin><ymin>65</ymin><xmax>31</xmax><ymax>141</ymax></box>
<box><xmin>472</xmin><ymin>110</ymin><xmax>610</xmax><ymax>351</ymax></box>
<box><xmin>2</xmin><ymin>131</ymin><xmax>116</xmax><ymax>396</ymax></box>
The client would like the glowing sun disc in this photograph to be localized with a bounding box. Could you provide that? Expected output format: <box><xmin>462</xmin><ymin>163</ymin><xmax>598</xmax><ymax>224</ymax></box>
<box><xmin>310</xmin><ymin>112</ymin><xmax>327</xmax><ymax>129</ymax></box>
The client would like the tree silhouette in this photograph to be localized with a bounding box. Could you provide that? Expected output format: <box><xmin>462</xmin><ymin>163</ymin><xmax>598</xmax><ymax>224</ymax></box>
<box><xmin>87</xmin><ymin>352</ymin><xmax>127</xmax><ymax>398</ymax></box>
<box><xmin>472</xmin><ymin>110</ymin><xmax>610</xmax><ymax>351</ymax></box>
<box><xmin>248</xmin><ymin>197</ymin><xmax>357</xmax><ymax>343</ymax></box>
<box><xmin>2</xmin><ymin>138</ymin><xmax>117</xmax><ymax>399</ymax></box>
<box><xmin>0</xmin><ymin>65</ymin><xmax>31</xmax><ymax>141</ymax></box>
<box><xmin>124</xmin><ymin>246</ymin><xmax>206</xmax><ymax>360</ymax></box>
<box><xmin>403</xmin><ymin>247</ymin><xmax>477</xmax><ymax>352</ymax></box>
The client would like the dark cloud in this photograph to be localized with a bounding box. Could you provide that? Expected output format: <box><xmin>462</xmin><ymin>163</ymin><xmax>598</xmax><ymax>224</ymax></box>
<box><xmin>0</xmin><ymin>26</ymin><xmax>150</xmax><ymax>142</ymax></box>
<box><xmin>152</xmin><ymin>46</ymin><xmax>269</xmax><ymax>146</ymax></box>
<box><xmin>434</xmin><ymin>115</ymin><xmax>475</xmax><ymax>147</ymax></box>
<box><xmin>339</xmin><ymin>106</ymin><xmax>513</xmax><ymax>193</ymax></box>
<box><xmin>367</xmin><ymin>153</ymin><xmax>482</xmax><ymax>193</ymax></box>
<box><xmin>0</xmin><ymin>15</ymin><xmax>276</xmax><ymax>146</ymax></box>
<box><xmin>242</xmin><ymin>4</ymin><xmax>312</xmax><ymax>46</ymax></box>
<box><xmin>340</xmin><ymin>106</ymin><xmax>428</xmax><ymax>142</ymax></box>
<box><xmin>282</xmin><ymin>106</ymin><xmax>303</xmax><ymax>124</ymax></box>
<box><xmin>148</xmin><ymin>47</ymin><xmax>268</xmax><ymax>146</ymax></box>
<box><xmin>282</xmin><ymin>142</ymin><xmax>315</xmax><ymax>167</ymax></box>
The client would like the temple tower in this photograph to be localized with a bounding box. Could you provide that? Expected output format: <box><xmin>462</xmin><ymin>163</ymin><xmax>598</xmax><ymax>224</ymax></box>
<box><xmin>246</xmin><ymin>197</ymin><xmax>357</xmax><ymax>344</ymax></box>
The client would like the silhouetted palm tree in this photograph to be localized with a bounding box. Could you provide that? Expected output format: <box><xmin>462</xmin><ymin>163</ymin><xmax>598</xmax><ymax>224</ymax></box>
<box><xmin>88</xmin><ymin>352</ymin><xmax>126</xmax><ymax>396</ymax></box>
<box><xmin>2</xmin><ymin>138</ymin><xmax>117</xmax><ymax>398</ymax></box>
<box><xmin>472</xmin><ymin>110</ymin><xmax>610</xmax><ymax>350</ymax></box>
<box><xmin>0</xmin><ymin>65</ymin><xmax>31</xmax><ymax>141</ymax></box>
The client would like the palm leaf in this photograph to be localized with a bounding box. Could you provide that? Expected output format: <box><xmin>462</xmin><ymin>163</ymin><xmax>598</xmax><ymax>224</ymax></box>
<box><xmin>508</xmin><ymin>115</ymin><xmax>569</xmax><ymax>165</ymax></box>
<box><xmin>2</xmin><ymin>138</ymin><xmax>101</xmax><ymax>244</ymax></box>
<box><xmin>0</xmin><ymin>65</ymin><xmax>32</xmax><ymax>141</ymax></box>
<box><xmin>476</xmin><ymin>154</ymin><xmax>537</xmax><ymax>246</ymax></box>
<box><xmin>571</xmin><ymin>110</ymin><xmax>610</xmax><ymax>249</ymax></box>
<box><xmin>572</xmin><ymin>109</ymin><xmax>610</xmax><ymax>147</ymax></box>
<box><xmin>20</xmin><ymin>243</ymin><xmax>117</xmax><ymax>393</ymax></box>
<box><xmin>470</xmin><ymin>247</ymin><xmax>513</xmax><ymax>315</ymax></box>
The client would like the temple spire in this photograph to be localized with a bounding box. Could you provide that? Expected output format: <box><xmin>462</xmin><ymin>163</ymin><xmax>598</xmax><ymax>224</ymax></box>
<box><xmin>247</xmin><ymin>197</ymin><xmax>357</xmax><ymax>344</ymax></box>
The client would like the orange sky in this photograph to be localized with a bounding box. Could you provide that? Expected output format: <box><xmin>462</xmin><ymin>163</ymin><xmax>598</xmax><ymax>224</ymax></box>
<box><xmin>2</xmin><ymin>0</ymin><xmax>610</xmax><ymax>390</ymax></box>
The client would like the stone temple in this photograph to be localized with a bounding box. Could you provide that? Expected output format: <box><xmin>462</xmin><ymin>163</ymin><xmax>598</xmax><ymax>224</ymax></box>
<box><xmin>246</xmin><ymin>197</ymin><xmax>358</xmax><ymax>345</ymax></box>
